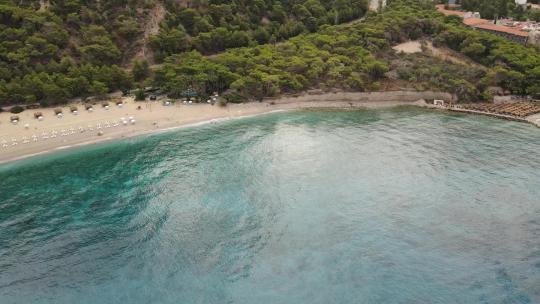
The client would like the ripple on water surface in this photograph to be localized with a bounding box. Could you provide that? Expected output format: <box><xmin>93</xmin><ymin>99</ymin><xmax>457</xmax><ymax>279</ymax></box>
<box><xmin>0</xmin><ymin>107</ymin><xmax>539</xmax><ymax>304</ymax></box>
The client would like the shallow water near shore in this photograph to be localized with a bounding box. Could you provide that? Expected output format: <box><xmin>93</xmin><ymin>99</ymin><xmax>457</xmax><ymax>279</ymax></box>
<box><xmin>1</xmin><ymin>107</ymin><xmax>540</xmax><ymax>303</ymax></box>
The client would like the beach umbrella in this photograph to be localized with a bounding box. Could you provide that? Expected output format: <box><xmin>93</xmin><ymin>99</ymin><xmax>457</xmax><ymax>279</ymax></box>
<box><xmin>130</xmin><ymin>119</ymin><xmax>136</xmax><ymax>125</ymax></box>
<box><xmin>11</xmin><ymin>138</ymin><xmax>17</xmax><ymax>146</ymax></box>
<box><xmin>32</xmin><ymin>135</ymin><xmax>38</xmax><ymax>142</ymax></box>
<box><xmin>24</xmin><ymin>124</ymin><xmax>29</xmax><ymax>129</ymax></box>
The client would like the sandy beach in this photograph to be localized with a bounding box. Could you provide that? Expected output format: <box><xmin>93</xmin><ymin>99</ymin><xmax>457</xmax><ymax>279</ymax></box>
<box><xmin>0</xmin><ymin>93</ymin><xmax>435</xmax><ymax>164</ymax></box>
<box><xmin>5</xmin><ymin>89</ymin><xmax>527</xmax><ymax>164</ymax></box>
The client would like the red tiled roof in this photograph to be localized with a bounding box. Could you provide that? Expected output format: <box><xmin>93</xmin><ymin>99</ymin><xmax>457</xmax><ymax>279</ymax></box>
<box><xmin>463</xmin><ymin>18</ymin><xmax>489</xmax><ymax>26</ymax></box>
<box><xmin>434</xmin><ymin>4</ymin><xmax>529</xmax><ymax>39</ymax></box>
<box><xmin>474</xmin><ymin>23</ymin><xmax>530</xmax><ymax>37</ymax></box>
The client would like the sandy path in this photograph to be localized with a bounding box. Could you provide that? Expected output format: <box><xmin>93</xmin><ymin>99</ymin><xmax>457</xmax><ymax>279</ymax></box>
<box><xmin>392</xmin><ymin>41</ymin><xmax>422</xmax><ymax>54</ymax></box>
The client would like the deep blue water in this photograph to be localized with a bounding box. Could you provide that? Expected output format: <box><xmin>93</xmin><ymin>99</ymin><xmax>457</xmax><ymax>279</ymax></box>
<box><xmin>1</xmin><ymin>107</ymin><xmax>540</xmax><ymax>304</ymax></box>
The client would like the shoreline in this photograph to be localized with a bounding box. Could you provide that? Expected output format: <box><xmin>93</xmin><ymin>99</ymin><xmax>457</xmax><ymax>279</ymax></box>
<box><xmin>1</xmin><ymin>91</ymin><xmax>538</xmax><ymax>165</ymax></box>
<box><xmin>0</xmin><ymin>109</ymin><xmax>289</xmax><ymax>165</ymax></box>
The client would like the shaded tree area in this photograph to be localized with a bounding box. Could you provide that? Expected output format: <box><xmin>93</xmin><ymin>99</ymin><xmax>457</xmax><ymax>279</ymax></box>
<box><xmin>1</xmin><ymin>0</ymin><xmax>539</xmax><ymax>105</ymax></box>
<box><xmin>150</xmin><ymin>0</ymin><xmax>369</xmax><ymax>60</ymax></box>
<box><xmin>154</xmin><ymin>0</ymin><xmax>540</xmax><ymax>102</ymax></box>
<box><xmin>0</xmin><ymin>1</ymin><xmax>153</xmax><ymax>105</ymax></box>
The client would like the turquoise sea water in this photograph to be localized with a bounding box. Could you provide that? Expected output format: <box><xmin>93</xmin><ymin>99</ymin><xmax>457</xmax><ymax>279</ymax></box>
<box><xmin>1</xmin><ymin>107</ymin><xmax>540</xmax><ymax>304</ymax></box>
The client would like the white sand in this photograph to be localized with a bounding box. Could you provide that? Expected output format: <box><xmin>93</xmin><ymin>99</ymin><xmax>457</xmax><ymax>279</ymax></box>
<box><xmin>0</xmin><ymin>94</ymin><xmax>432</xmax><ymax>164</ymax></box>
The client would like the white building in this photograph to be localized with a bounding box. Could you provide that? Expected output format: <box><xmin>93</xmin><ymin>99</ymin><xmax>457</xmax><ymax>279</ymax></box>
<box><xmin>369</xmin><ymin>0</ymin><xmax>387</xmax><ymax>11</ymax></box>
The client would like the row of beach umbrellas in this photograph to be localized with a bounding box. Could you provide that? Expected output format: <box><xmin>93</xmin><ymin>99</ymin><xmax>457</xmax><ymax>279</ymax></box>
<box><xmin>8</xmin><ymin>102</ymin><xmax>126</xmax><ymax>124</ymax></box>
<box><xmin>1</xmin><ymin>117</ymin><xmax>135</xmax><ymax>149</ymax></box>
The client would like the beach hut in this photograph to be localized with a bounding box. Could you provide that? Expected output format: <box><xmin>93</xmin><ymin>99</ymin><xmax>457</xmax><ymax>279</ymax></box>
<box><xmin>10</xmin><ymin>116</ymin><xmax>19</xmax><ymax>124</ymax></box>
<box><xmin>70</xmin><ymin>106</ymin><xmax>78</xmax><ymax>115</ymax></box>
<box><xmin>101</xmin><ymin>102</ymin><xmax>110</xmax><ymax>110</ymax></box>
<box><xmin>85</xmin><ymin>104</ymin><xmax>94</xmax><ymax>112</ymax></box>
<box><xmin>34</xmin><ymin>112</ymin><xmax>43</xmax><ymax>120</ymax></box>
<box><xmin>434</xmin><ymin>100</ymin><xmax>445</xmax><ymax>106</ymax></box>
<box><xmin>54</xmin><ymin>108</ymin><xmax>63</xmax><ymax>118</ymax></box>
<box><xmin>116</xmin><ymin>100</ymin><xmax>124</xmax><ymax>108</ymax></box>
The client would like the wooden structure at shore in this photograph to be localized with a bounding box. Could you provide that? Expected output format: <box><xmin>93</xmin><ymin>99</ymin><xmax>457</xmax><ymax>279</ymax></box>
<box><xmin>455</xmin><ymin>102</ymin><xmax>540</xmax><ymax>118</ymax></box>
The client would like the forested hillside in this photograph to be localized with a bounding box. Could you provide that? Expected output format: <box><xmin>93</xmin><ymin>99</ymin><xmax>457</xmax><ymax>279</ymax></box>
<box><xmin>153</xmin><ymin>0</ymin><xmax>540</xmax><ymax>102</ymax></box>
<box><xmin>0</xmin><ymin>0</ymin><xmax>368</xmax><ymax>106</ymax></box>
<box><xmin>1</xmin><ymin>0</ymin><xmax>539</xmax><ymax>106</ymax></box>
<box><xmin>0</xmin><ymin>0</ymin><xmax>153</xmax><ymax>105</ymax></box>
<box><xmin>151</xmin><ymin>0</ymin><xmax>368</xmax><ymax>59</ymax></box>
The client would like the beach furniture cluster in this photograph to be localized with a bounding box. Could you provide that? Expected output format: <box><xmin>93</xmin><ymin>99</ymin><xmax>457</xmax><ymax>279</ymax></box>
<box><xmin>457</xmin><ymin>102</ymin><xmax>540</xmax><ymax>118</ymax></box>
<box><xmin>0</xmin><ymin>117</ymin><xmax>135</xmax><ymax>150</ymax></box>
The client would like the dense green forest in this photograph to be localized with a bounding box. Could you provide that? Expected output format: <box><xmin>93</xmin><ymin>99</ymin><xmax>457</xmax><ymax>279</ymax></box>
<box><xmin>151</xmin><ymin>0</ymin><xmax>368</xmax><ymax>59</ymax></box>
<box><xmin>0</xmin><ymin>0</ymin><xmax>539</xmax><ymax>106</ymax></box>
<box><xmin>0</xmin><ymin>0</ymin><xmax>149</xmax><ymax>105</ymax></box>
<box><xmin>154</xmin><ymin>0</ymin><xmax>540</xmax><ymax>102</ymax></box>
<box><xmin>0</xmin><ymin>0</ymin><xmax>368</xmax><ymax>106</ymax></box>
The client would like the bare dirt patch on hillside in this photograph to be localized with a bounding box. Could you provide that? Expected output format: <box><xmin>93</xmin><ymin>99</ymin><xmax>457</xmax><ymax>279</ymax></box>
<box><xmin>133</xmin><ymin>1</ymin><xmax>166</xmax><ymax>65</ymax></box>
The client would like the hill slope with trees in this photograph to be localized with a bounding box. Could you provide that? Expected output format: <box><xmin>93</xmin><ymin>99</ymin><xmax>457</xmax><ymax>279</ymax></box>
<box><xmin>0</xmin><ymin>0</ymin><xmax>539</xmax><ymax>106</ymax></box>
<box><xmin>0</xmin><ymin>0</ymin><xmax>369</xmax><ymax>106</ymax></box>
<box><xmin>153</xmin><ymin>0</ymin><xmax>540</xmax><ymax>102</ymax></box>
